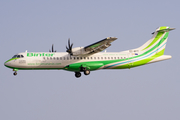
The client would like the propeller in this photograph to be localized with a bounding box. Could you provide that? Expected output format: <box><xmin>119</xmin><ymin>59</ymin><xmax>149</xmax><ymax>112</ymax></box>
<box><xmin>49</xmin><ymin>44</ymin><xmax>56</xmax><ymax>52</ymax></box>
<box><xmin>66</xmin><ymin>38</ymin><xmax>73</xmax><ymax>55</ymax></box>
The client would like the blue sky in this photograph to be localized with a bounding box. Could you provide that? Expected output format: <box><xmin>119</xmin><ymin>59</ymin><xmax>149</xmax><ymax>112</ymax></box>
<box><xmin>0</xmin><ymin>0</ymin><xmax>180</xmax><ymax>120</ymax></box>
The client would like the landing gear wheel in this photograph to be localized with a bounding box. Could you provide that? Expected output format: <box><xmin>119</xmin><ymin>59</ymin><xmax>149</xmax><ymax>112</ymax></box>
<box><xmin>13</xmin><ymin>72</ymin><xmax>17</xmax><ymax>76</ymax></box>
<box><xmin>84</xmin><ymin>70</ymin><xmax>90</xmax><ymax>75</ymax></box>
<box><xmin>75</xmin><ymin>72</ymin><xmax>81</xmax><ymax>78</ymax></box>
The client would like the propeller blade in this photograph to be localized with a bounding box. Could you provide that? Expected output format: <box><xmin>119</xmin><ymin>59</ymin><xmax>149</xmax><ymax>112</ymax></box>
<box><xmin>70</xmin><ymin>43</ymin><xmax>73</xmax><ymax>50</ymax></box>
<box><xmin>66</xmin><ymin>46</ymin><xmax>68</xmax><ymax>50</ymax></box>
<box><xmin>52</xmin><ymin>44</ymin><xmax>54</xmax><ymax>52</ymax></box>
<box><xmin>68</xmin><ymin>38</ymin><xmax>71</xmax><ymax>48</ymax></box>
<box><xmin>49</xmin><ymin>44</ymin><xmax>56</xmax><ymax>52</ymax></box>
<box><xmin>66</xmin><ymin>38</ymin><xmax>73</xmax><ymax>55</ymax></box>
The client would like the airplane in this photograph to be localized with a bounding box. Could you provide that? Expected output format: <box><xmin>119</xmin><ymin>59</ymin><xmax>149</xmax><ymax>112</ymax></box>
<box><xmin>4</xmin><ymin>26</ymin><xmax>175</xmax><ymax>78</ymax></box>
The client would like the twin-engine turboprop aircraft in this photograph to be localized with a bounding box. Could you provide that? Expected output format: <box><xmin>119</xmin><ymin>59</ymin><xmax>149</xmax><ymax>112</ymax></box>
<box><xmin>4</xmin><ymin>26</ymin><xmax>174</xmax><ymax>78</ymax></box>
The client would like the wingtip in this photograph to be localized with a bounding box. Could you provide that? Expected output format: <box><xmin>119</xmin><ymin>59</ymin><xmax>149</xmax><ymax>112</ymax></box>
<box><xmin>170</xmin><ymin>28</ymin><xmax>175</xmax><ymax>30</ymax></box>
<box><xmin>107</xmin><ymin>37</ymin><xmax>118</xmax><ymax>40</ymax></box>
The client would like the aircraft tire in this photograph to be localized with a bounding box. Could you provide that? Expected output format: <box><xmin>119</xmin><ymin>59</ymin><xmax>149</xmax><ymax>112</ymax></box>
<box><xmin>75</xmin><ymin>72</ymin><xmax>81</xmax><ymax>78</ymax></box>
<box><xmin>13</xmin><ymin>72</ymin><xmax>17</xmax><ymax>76</ymax></box>
<box><xmin>84</xmin><ymin>70</ymin><xmax>90</xmax><ymax>75</ymax></box>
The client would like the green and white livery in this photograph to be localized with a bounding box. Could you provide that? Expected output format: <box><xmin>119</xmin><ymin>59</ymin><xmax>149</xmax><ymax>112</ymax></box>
<box><xmin>4</xmin><ymin>26</ymin><xmax>174</xmax><ymax>78</ymax></box>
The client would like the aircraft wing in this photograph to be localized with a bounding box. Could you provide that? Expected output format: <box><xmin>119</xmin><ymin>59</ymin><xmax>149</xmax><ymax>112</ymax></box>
<box><xmin>84</xmin><ymin>37</ymin><xmax>117</xmax><ymax>54</ymax></box>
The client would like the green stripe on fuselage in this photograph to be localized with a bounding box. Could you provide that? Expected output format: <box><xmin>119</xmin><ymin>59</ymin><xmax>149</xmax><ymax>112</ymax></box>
<box><xmin>5</xmin><ymin>58</ymin><xmax>20</xmax><ymax>63</ymax></box>
<box><xmin>113</xmin><ymin>48</ymin><xmax>165</xmax><ymax>69</ymax></box>
<box><xmin>142</xmin><ymin>32</ymin><xmax>167</xmax><ymax>51</ymax></box>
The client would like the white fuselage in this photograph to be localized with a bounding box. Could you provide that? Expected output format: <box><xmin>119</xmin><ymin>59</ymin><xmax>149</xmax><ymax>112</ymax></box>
<box><xmin>7</xmin><ymin>51</ymin><xmax>130</xmax><ymax>69</ymax></box>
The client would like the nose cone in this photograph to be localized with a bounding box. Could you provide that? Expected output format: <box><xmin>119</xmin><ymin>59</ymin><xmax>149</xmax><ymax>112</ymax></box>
<box><xmin>4</xmin><ymin>60</ymin><xmax>11</xmax><ymax>67</ymax></box>
<box><xmin>4</xmin><ymin>61</ymin><xmax>9</xmax><ymax>67</ymax></box>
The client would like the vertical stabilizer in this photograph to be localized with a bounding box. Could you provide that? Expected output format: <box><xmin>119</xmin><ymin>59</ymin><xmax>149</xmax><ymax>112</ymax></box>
<box><xmin>137</xmin><ymin>26</ymin><xmax>175</xmax><ymax>55</ymax></box>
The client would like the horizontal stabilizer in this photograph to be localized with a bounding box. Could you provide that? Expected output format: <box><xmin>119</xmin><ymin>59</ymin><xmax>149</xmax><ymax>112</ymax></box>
<box><xmin>157</xmin><ymin>28</ymin><xmax>175</xmax><ymax>32</ymax></box>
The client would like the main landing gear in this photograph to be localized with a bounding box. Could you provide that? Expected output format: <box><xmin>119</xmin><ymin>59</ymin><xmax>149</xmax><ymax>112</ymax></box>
<box><xmin>75</xmin><ymin>70</ymin><xmax>90</xmax><ymax>78</ymax></box>
<box><xmin>75</xmin><ymin>72</ymin><xmax>81</xmax><ymax>78</ymax></box>
<box><xmin>84</xmin><ymin>70</ymin><xmax>90</xmax><ymax>75</ymax></box>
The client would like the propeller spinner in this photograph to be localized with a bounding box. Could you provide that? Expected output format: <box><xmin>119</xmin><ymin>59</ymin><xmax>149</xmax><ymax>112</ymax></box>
<box><xmin>66</xmin><ymin>38</ymin><xmax>73</xmax><ymax>55</ymax></box>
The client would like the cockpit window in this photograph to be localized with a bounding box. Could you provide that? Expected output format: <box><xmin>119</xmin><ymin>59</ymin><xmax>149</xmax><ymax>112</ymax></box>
<box><xmin>12</xmin><ymin>55</ymin><xmax>17</xmax><ymax>58</ymax></box>
<box><xmin>12</xmin><ymin>55</ymin><xmax>24</xmax><ymax>58</ymax></box>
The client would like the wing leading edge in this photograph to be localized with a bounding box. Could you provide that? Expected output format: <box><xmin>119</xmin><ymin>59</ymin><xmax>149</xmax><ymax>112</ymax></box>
<box><xmin>84</xmin><ymin>37</ymin><xmax>117</xmax><ymax>54</ymax></box>
<box><xmin>67</xmin><ymin>37</ymin><xmax>117</xmax><ymax>56</ymax></box>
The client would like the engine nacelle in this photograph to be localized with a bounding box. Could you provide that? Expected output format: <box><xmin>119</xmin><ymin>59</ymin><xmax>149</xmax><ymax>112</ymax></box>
<box><xmin>71</xmin><ymin>47</ymin><xmax>87</xmax><ymax>56</ymax></box>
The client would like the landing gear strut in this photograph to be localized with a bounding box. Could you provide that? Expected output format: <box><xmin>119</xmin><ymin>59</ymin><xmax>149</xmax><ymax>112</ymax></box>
<box><xmin>80</xmin><ymin>65</ymin><xmax>90</xmax><ymax>76</ymax></box>
<box><xmin>75</xmin><ymin>72</ymin><xmax>81</xmax><ymax>78</ymax></box>
<box><xmin>13</xmin><ymin>69</ymin><xmax>18</xmax><ymax>76</ymax></box>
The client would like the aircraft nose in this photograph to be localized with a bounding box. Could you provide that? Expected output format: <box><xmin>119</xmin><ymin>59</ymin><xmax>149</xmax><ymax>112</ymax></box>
<box><xmin>4</xmin><ymin>61</ymin><xmax>11</xmax><ymax>67</ymax></box>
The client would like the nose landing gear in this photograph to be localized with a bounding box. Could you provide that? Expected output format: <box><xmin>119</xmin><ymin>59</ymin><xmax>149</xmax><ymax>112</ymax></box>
<box><xmin>13</xmin><ymin>71</ymin><xmax>17</xmax><ymax>76</ymax></box>
<box><xmin>13</xmin><ymin>69</ymin><xmax>18</xmax><ymax>76</ymax></box>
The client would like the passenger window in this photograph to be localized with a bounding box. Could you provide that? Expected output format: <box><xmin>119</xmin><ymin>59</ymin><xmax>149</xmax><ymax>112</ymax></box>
<box><xmin>84</xmin><ymin>57</ymin><xmax>86</xmax><ymax>59</ymax></box>
<box><xmin>74</xmin><ymin>57</ymin><xmax>76</xmax><ymax>60</ymax></box>
<box><xmin>64</xmin><ymin>57</ymin><xmax>66</xmax><ymax>60</ymax></box>
<box><xmin>111</xmin><ymin>57</ymin><xmax>113</xmax><ymax>59</ymax></box>
<box><xmin>98</xmin><ymin>57</ymin><xmax>99</xmax><ymax>59</ymax></box>
<box><xmin>108</xmin><ymin>57</ymin><xmax>110</xmax><ymax>59</ymax></box>
<box><xmin>121</xmin><ymin>57</ymin><xmax>123</xmax><ymax>59</ymax></box>
<box><xmin>101</xmin><ymin>57</ymin><xmax>103</xmax><ymax>59</ymax></box>
<box><xmin>80</xmin><ymin>57</ymin><xmax>82</xmax><ymax>59</ymax></box>
<box><xmin>87</xmin><ymin>57</ymin><xmax>89</xmax><ymax>59</ymax></box>
<box><xmin>57</xmin><ymin>57</ymin><xmax>59</xmax><ymax>60</ymax></box>
<box><xmin>60</xmin><ymin>57</ymin><xmax>62</xmax><ymax>60</ymax></box>
<box><xmin>53</xmin><ymin>57</ymin><xmax>56</xmax><ymax>60</ymax></box>
<box><xmin>91</xmin><ymin>57</ymin><xmax>93</xmax><ymax>59</ymax></box>
<box><xmin>94</xmin><ymin>57</ymin><xmax>96</xmax><ymax>59</ymax></box>
<box><xmin>70</xmin><ymin>57</ymin><xmax>72</xmax><ymax>60</ymax></box>
<box><xmin>67</xmin><ymin>57</ymin><xmax>69</xmax><ymax>60</ymax></box>
<box><xmin>21</xmin><ymin>55</ymin><xmax>24</xmax><ymax>58</ymax></box>
<box><xmin>104</xmin><ymin>57</ymin><xmax>106</xmax><ymax>59</ymax></box>
<box><xmin>43</xmin><ymin>57</ymin><xmax>45</xmax><ymax>59</ymax></box>
<box><xmin>50</xmin><ymin>57</ymin><xmax>52</xmax><ymax>60</ymax></box>
<box><xmin>47</xmin><ymin>57</ymin><xmax>49</xmax><ymax>60</ymax></box>
<box><xmin>77</xmin><ymin>57</ymin><xmax>79</xmax><ymax>59</ymax></box>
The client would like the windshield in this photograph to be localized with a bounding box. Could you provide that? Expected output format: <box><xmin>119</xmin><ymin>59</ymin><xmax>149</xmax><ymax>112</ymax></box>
<box><xmin>12</xmin><ymin>55</ymin><xmax>24</xmax><ymax>58</ymax></box>
<box><xmin>12</xmin><ymin>55</ymin><xmax>17</xmax><ymax>58</ymax></box>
